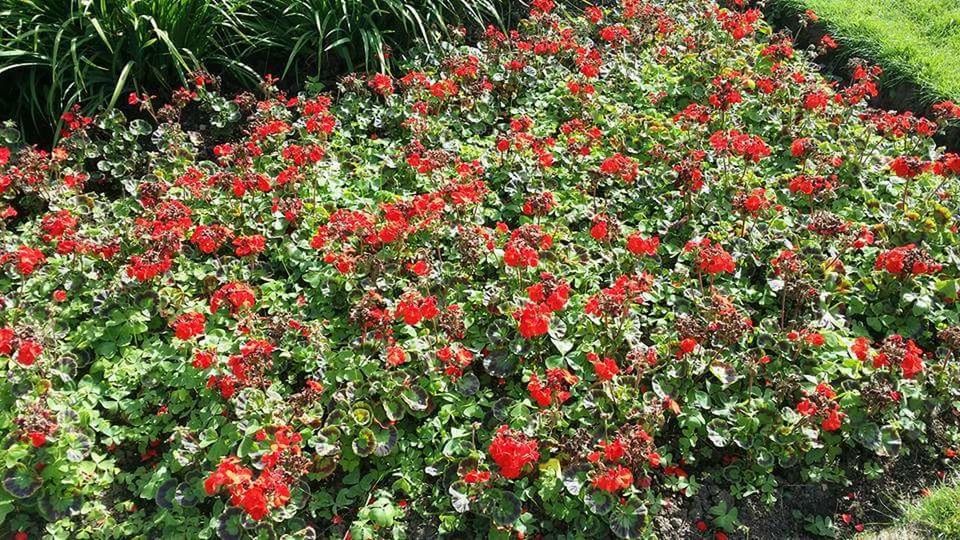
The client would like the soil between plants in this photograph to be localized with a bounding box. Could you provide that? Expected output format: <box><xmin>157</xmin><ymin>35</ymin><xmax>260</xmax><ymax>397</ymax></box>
<box><xmin>653</xmin><ymin>451</ymin><xmax>947</xmax><ymax>539</ymax></box>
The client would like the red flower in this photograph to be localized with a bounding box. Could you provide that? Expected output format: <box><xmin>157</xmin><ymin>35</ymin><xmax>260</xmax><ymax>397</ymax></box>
<box><xmin>803</xmin><ymin>91</ymin><xmax>829</xmax><ymax>111</ymax></box>
<box><xmin>791</xmin><ymin>137</ymin><xmax>813</xmax><ymax>158</ymax></box>
<box><xmin>875</xmin><ymin>244</ymin><xmax>941</xmax><ymax>277</ymax></box>
<box><xmin>462</xmin><ymin>469</ymin><xmax>491</xmax><ymax>484</ymax></box>
<box><xmin>590</xmin><ymin>219</ymin><xmax>608</xmax><ymax>241</ymax></box>
<box><xmin>851</xmin><ymin>337</ymin><xmax>870</xmax><ymax>360</ymax></box>
<box><xmin>900</xmin><ymin>338</ymin><xmax>925</xmax><ymax>379</ymax></box>
<box><xmin>527</xmin><ymin>368</ymin><xmax>577</xmax><ymax>407</ymax></box>
<box><xmin>205</xmin><ymin>457</ymin><xmax>246</xmax><ymax>495</ymax></box>
<box><xmin>816</xmin><ymin>382</ymin><xmax>836</xmax><ymax>399</ymax></box>
<box><xmin>889</xmin><ymin>156</ymin><xmax>927</xmax><ymax>178</ymax></box>
<box><xmin>172</xmin><ymin>312</ymin><xmax>206</xmax><ymax>340</ymax></box>
<box><xmin>191</xmin><ymin>224</ymin><xmax>231</xmax><ymax>254</ymax></box>
<box><xmin>526</xmin><ymin>273</ymin><xmax>571</xmax><ymax>312</ymax></box>
<box><xmin>677</xmin><ymin>338</ymin><xmax>698</xmax><ymax>357</ymax></box>
<box><xmin>210</xmin><ymin>282</ymin><xmax>257</xmax><ymax>315</ymax></box>
<box><xmin>796</xmin><ymin>398</ymin><xmax>818</xmax><ymax>417</ymax></box>
<box><xmin>599</xmin><ymin>153</ymin><xmax>639</xmax><ymax>182</ymax></box>
<box><xmin>514</xmin><ymin>302</ymin><xmax>551</xmax><ymax>339</ymax></box>
<box><xmin>686</xmin><ymin>238</ymin><xmax>735</xmax><ymax>275</ymax></box>
<box><xmin>125</xmin><ymin>255</ymin><xmax>172</xmax><ymax>282</ymax></box>
<box><xmin>368</xmin><ymin>73</ymin><xmax>395</xmax><ymax>96</ymax></box>
<box><xmin>15</xmin><ymin>340</ymin><xmax>43</xmax><ymax>366</ymax></box>
<box><xmin>708</xmin><ymin>129</ymin><xmax>770</xmax><ymax>162</ymax></box>
<box><xmin>588</xmin><ymin>352</ymin><xmax>619</xmax><ymax>381</ymax></box>
<box><xmin>238</xmin><ymin>487</ymin><xmax>269</xmax><ymax>521</ymax></box>
<box><xmin>0</xmin><ymin>327</ymin><xmax>14</xmax><ymax>355</ymax></box>
<box><xmin>407</xmin><ymin>260</ymin><xmax>430</xmax><ymax>276</ymax></box>
<box><xmin>603</xmin><ymin>439</ymin><xmax>626</xmax><ymax>461</ymax></box>
<box><xmin>395</xmin><ymin>292</ymin><xmax>439</xmax><ymax>326</ymax></box>
<box><xmin>193</xmin><ymin>350</ymin><xmax>215</xmax><ymax>370</ymax></box>
<box><xmin>13</xmin><ymin>245</ymin><xmax>46</xmax><ymax>276</ymax></box>
<box><xmin>585</xmin><ymin>6</ymin><xmax>602</xmax><ymax>23</ymax></box>
<box><xmin>804</xmin><ymin>332</ymin><xmax>825</xmax><ymax>347</ymax></box>
<box><xmin>386</xmin><ymin>346</ymin><xmax>407</xmax><ymax>367</ymax></box>
<box><xmin>592</xmin><ymin>465</ymin><xmax>633</xmax><ymax>492</ymax></box>
<box><xmin>233</xmin><ymin>235</ymin><xmax>266</xmax><ymax>257</ymax></box>
<box><xmin>503</xmin><ymin>224</ymin><xmax>552</xmax><ymax>268</ymax></box>
<box><xmin>27</xmin><ymin>432</ymin><xmax>47</xmax><ymax>447</ymax></box>
<box><xmin>488</xmin><ymin>425</ymin><xmax>539</xmax><ymax>479</ymax></box>
<box><xmin>821</xmin><ymin>406</ymin><xmax>844</xmax><ymax>432</ymax></box>
<box><xmin>52</xmin><ymin>290</ymin><xmax>67</xmax><ymax>303</ymax></box>
<box><xmin>626</xmin><ymin>233</ymin><xmax>659</xmax><ymax>256</ymax></box>
<box><xmin>527</xmin><ymin>374</ymin><xmax>552</xmax><ymax>407</ymax></box>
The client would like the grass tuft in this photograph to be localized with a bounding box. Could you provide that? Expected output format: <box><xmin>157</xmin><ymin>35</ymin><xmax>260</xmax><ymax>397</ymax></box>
<box><xmin>773</xmin><ymin>0</ymin><xmax>960</xmax><ymax>104</ymax></box>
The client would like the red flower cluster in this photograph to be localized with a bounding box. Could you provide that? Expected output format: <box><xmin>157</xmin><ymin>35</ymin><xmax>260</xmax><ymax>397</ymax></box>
<box><xmin>210</xmin><ymin>282</ymin><xmax>257</xmax><ymax>315</ymax></box>
<box><xmin>437</xmin><ymin>345</ymin><xmax>474</xmax><ymax>379</ymax></box>
<box><xmin>584</xmin><ymin>273</ymin><xmax>652</xmax><ymax>318</ymax></box>
<box><xmin>587</xmin><ymin>352</ymin><xmax>620</xmax><ymax>380</ymax></box>
<box><xmin>233</xmin><ymin>234</ymin><xmax>266</xmax><ymax>257</ymax></box>
<box><xmin>488</xmin><ymin>425</ymin><xmax>539</xmax><ymax>479</ymax></box>
<box><xmin>0</xmin><ymin>328</ymin><xmax>43</xmax><ymax>367</ymax></box>
<box><xmin>527</xmin><ymin>368</ymin><xmax>578</xmax><ymax>407</ymax></box>
<box><xmin>503</xmin><ymin>224</ymin><xmax>553</xmax><ymax>268</ymax></box>
<box><xmin>1</xmin><ymin>245</ymin><xmax>46</xmax><ymax>276</ymax></box>
<box><xmin>599</xmin><ymin>153</ymin><xmax>639</xmax><ymax>182</ymax></box>
<box><xmin>796</xmin><ymin>383</ymin><xmax>844</xmax><ymax>432</ymax></box>
<box><xmin>685</xmin><ymin>238</ymin><xmax>736</xmax><ymax>275</ymax></box>
<box><xmin>875</xmin><ymin>244</ymin><xmax>941</xmax><ymax>277</ymax></box>
<box><xmin>625</xmin><ymin>233</ymin><xmax>659</xmax><ymax>257</ymax></box>
<box><xmin>190</xmin><ymin>224</ymin><xmax>232</xmax><ymax>254</ymax></box>
<box><xmin>205</xmin><ymin>455</ymin><xmax>291</xmax><ymax>521</ymax></box>
<box><xmin>889</xmin><ymin>156</ymin><xmax>928</xmax><ymax>178</ymax></box>
<box><xmin>394</xmin><ymin>291</ymin><xmax>440</xmax><ymax>325</ymax></box>
<box><xmin>514</xmin><ymin>273</ymin><xmax>571</xmax><ymax>339</ymax></box>
<box><xmin>708</xmin><ymin>129</ymin><xmax>770</xmax><ymax>162</ymax></box>
<box><xmin>872</xmin><ymin>335</ymin><xmax>925</xmax><ymax>379</ymax></box>
<box><xmin>592</xmin><ymin>465</ymin><xmax>634</xmax><ymax>492</ymax></box>
<box><xmin>462</xmin><ymin>469</ymin><xmax>491</xmax><ymax>484</ymax></box>
<box><xmin>171</xmin><ymin>312</ymin><xmax>206</xmax><ymax>340</ymax></box>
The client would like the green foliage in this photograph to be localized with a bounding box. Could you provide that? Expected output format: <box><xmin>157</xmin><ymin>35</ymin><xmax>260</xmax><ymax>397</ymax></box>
<box><xmin>0</xmin><ymin>0</ymin><xmax>507</xmax><ymax>139</ymax></box>
<box><xmin>772</xmin><ymin>0</ymin><xmax>960</xmax><ymax>103</ymax></box>
<box><xmin>903</xmin><ymin>482</ymin><xmax>960</xmax><ymax>538</ymax></box>
<box><xmin>1</xmin><ymin>0</ymin><xmax>960</xmax><ymax>538</ymax></box>
<box><xmin>238</xmin><ymin>0</ymin><xmax>504</xmax><ymax>79</ymax></box>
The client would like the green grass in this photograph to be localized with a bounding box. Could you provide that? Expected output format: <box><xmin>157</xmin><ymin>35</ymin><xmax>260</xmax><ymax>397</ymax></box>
<box><xmin>905</xmin><ymin>484</ymin><xmax>960</xmax><ymax>538</ymax></box>
<box><xmin>773</xmin><ymin>0</ymin><xmax>960</xmax><ymax>103</ymax></box>
<box><xmin>857</xmin><ymin>478</ymin><xmax>960</xmax><ymax>539</ymax></box>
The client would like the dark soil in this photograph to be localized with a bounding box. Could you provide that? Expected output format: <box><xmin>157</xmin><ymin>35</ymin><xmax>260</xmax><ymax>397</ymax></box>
<box><xmin>652</xmin><ymin>450</ymin><xmax>947</xmax><ymax>539</ymax></box>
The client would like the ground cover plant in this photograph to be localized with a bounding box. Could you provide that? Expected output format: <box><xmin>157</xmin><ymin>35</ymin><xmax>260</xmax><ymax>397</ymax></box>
<box><xmin>2</xmin><ymin>0</ymin><xmax>960</xmax><ymax>538</ymax></box>
<box><xmin>771</xmin><ymin>0</ymin><xmax>960</xmax><ymax>104</ymax></box>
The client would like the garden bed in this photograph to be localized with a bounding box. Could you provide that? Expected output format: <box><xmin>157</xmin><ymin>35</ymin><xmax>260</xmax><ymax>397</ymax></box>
<box><xmin>1</xmin><ymin>0</ymin><xmax>960</xmax><ymax>538</ymax></box>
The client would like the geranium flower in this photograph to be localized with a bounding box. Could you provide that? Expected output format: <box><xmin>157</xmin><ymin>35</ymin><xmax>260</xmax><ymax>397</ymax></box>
<box><xmin>514</xmin><ymin>302</ymin><xmax>551</xmax><ymax>339</ymax></box>
<box><xmin>462</xmin><ymin>469</ymin><xmax>491</xmax><ymax>484</ymax></box>
<box><xmin>587</xmin><ymin>353</ymin><xmax>619</xmax><ymax>381</ymax></box>
<box><xmin>172</xmin><ymin>312</ymin><xmax>206</xmax><ymax>340</ymax></box>
<box><xmin>626</xmin><ymin>233</ymin><xmax>659</xmax><ymax>256</ymax></box>
<box><xmin>592</xmin><ymin>465</ymin><xmax>633</xmax><ymax>492</ymax></box>
<box><xmin>488</xmin><ymin>425</ymin><xmax>539</xmax><ymax>479</ymax></box>
<box><xmin>15</xmin><ymin>340</ymin><xmax>43</xmax><ymax>366</ymax></box>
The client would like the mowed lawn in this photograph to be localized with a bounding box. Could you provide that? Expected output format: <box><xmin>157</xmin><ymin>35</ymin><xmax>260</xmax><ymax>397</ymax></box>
<box><xmin>776</xmin><ymin>0</ymin><xmax>960</xmax><ymax>102</ymax></box>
